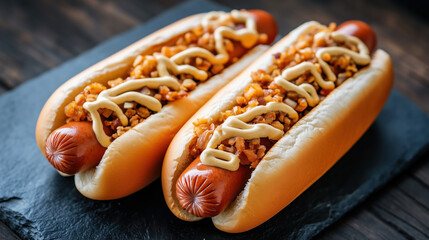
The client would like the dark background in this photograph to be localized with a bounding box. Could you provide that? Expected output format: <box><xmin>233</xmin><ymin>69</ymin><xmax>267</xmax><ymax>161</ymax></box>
<box><xmin>0</xmin><ymin>0</ymin><xmax>428</xmax><ymax>239</ymax></box>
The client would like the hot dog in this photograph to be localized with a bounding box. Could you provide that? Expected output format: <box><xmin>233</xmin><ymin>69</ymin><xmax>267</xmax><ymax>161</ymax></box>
<box><xmin>45</xmin><ymin>122</ymin><xmax>106</xmax><ymax>175</ymax></box>
<box><xmin>174</xmin><ymin>20</ymin><xmax>378</xmax><ymax>218</ymax></box>
<box><xmin>176</xmin><ymin>155</ymin><xmax>252</xmax><ymax>218</ymax></box>
<box><xmin>162</xmin><ymin>20</ymin><xmax>393</xmax><ymax>232</ymax></box>
<box><xmin>36</xmin><ymin>10</ymin><xmax>278</xmax><ymax>200</ymax></box>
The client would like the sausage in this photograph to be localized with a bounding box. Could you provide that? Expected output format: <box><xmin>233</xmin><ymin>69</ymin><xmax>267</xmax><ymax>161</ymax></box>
<box><xmin>248</xmin><ymin>10</ymin><xmax>278</xmax><ymax>45</ymax></box>
<box><xmin>227</xmin><ymin>41</ymin><xmax>247</xmax><ymax>65</ymax></box>
<box><xmin>336</xmin><ymin>20</ymin><xmax>377</xmax><ymax>55</ymax></box>
<box><xmin>45</xmin><ymin>121</ymin><xmax>107</xmax><ymax>175</ymax></box>
<box><xmin>176</xmin><ymin>139</ymin><xmax>272</xmax><ymax>217</ymax></box>
<box><xmin>227</xmin><ymin>10</ymin><xmax>277</xmax><ymax>65</ymax></box>
<box><xmin>176</xmin><ymin>156</ymin><xmax>252</xmax><ymax>218</ymax></box>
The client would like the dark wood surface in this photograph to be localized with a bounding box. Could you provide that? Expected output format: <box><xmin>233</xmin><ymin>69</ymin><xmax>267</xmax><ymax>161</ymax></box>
<box><xmin>1</xmin><ymin>0</ymin><xmax>428</xmax><ymax>239</ymax></box>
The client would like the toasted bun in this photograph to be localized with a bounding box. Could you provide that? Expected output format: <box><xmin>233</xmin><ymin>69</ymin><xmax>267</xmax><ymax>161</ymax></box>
<box><xmin>162</xmin><ymin>21</ymin><xmax>393</xmax><ymax>232</ymax></box>
<box><xmin>35</xmin><ymin>13</ymin><xmax>269</xmax><ymax>200</ymax></box>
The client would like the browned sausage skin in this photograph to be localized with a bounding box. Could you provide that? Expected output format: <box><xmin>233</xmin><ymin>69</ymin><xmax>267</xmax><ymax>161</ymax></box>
<box><xmin>45</xmin><ymin>122</ymin><xmax>106</xmax><ymax>175</ymax></box>
<box><xmin>176</xmin><ymin>156</ymin><xmax>252</xmax><ymax>218</ymax></box>
<box><xmin>337</xmin><ymin>20</ymin><xmax>377</xmax><ymax>55</ymax></box>
<box><xmin>248</xmin><ymin>9</ymin><xmax>278</xmax><ymax>45</ymax></box>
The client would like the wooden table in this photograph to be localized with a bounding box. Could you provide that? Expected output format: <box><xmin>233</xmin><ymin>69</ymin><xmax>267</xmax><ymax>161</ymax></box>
<box><xmin>1</xmin><ymin>0</ymin><xmax>428</xmax><ymax>239</ymax></box>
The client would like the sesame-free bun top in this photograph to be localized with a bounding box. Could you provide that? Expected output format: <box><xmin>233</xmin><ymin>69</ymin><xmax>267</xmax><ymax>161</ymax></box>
<box><xmin>162</xmin><ymin>21</ymin><xmax>393</xmax><ymax>232</ymax></box>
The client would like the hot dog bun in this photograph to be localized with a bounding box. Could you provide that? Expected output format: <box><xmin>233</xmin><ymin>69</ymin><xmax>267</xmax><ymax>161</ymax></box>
<box><xmin>162</xmin><ymin>21</ymin><xmax>393</xmax><ymax>232</ymax></box>
<box><xmin>36</xmin><ymin>12</ymin><xmax>271</xmax><ymax>200</ymax></box>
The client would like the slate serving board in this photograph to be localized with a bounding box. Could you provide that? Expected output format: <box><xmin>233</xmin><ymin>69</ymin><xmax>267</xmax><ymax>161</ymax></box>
<box><xmin>1</xmin><ymin>1</ymin><xmax>429</xmax><ymax>239</ymax></box>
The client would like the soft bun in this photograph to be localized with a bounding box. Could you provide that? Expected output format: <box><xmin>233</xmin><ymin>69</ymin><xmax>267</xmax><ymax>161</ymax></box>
<box><xmin>162</xmin><ymin>21</ymin><xmax>393</xmax><ymax>232</ymax></box>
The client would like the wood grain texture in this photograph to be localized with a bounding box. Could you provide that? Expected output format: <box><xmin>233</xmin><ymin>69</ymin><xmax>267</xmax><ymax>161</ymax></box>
<box><xmin>0</xmin><ymin>0</ymin><xmax>180</xmax><ymax>89</ymax></box>
<box><xmin>0</xmin><ymin>0</ymin><xmax>428</xmax><ymax>239</ymax></box>
<box><xmin>0</xmin><ymin>222</ymin><xmax>19</xmax><ymax>240</ymax></box>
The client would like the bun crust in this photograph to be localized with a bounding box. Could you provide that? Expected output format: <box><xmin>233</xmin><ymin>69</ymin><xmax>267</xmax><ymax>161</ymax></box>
<box><xmin>35</xmin><ymin>13</ymin><xmax>269</xmax><ymax>200</ymax></box>
<box><xmin>162</xmin><ymin>21</ymin><xmax>393</xmax><ymax>232</ymax></box>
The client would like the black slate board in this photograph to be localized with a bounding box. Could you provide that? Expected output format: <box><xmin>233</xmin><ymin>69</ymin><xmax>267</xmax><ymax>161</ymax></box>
<box><xmin>1</xmin><ymin>1</ymin><xmax>429</xmax><ymax>239</ymax></box>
